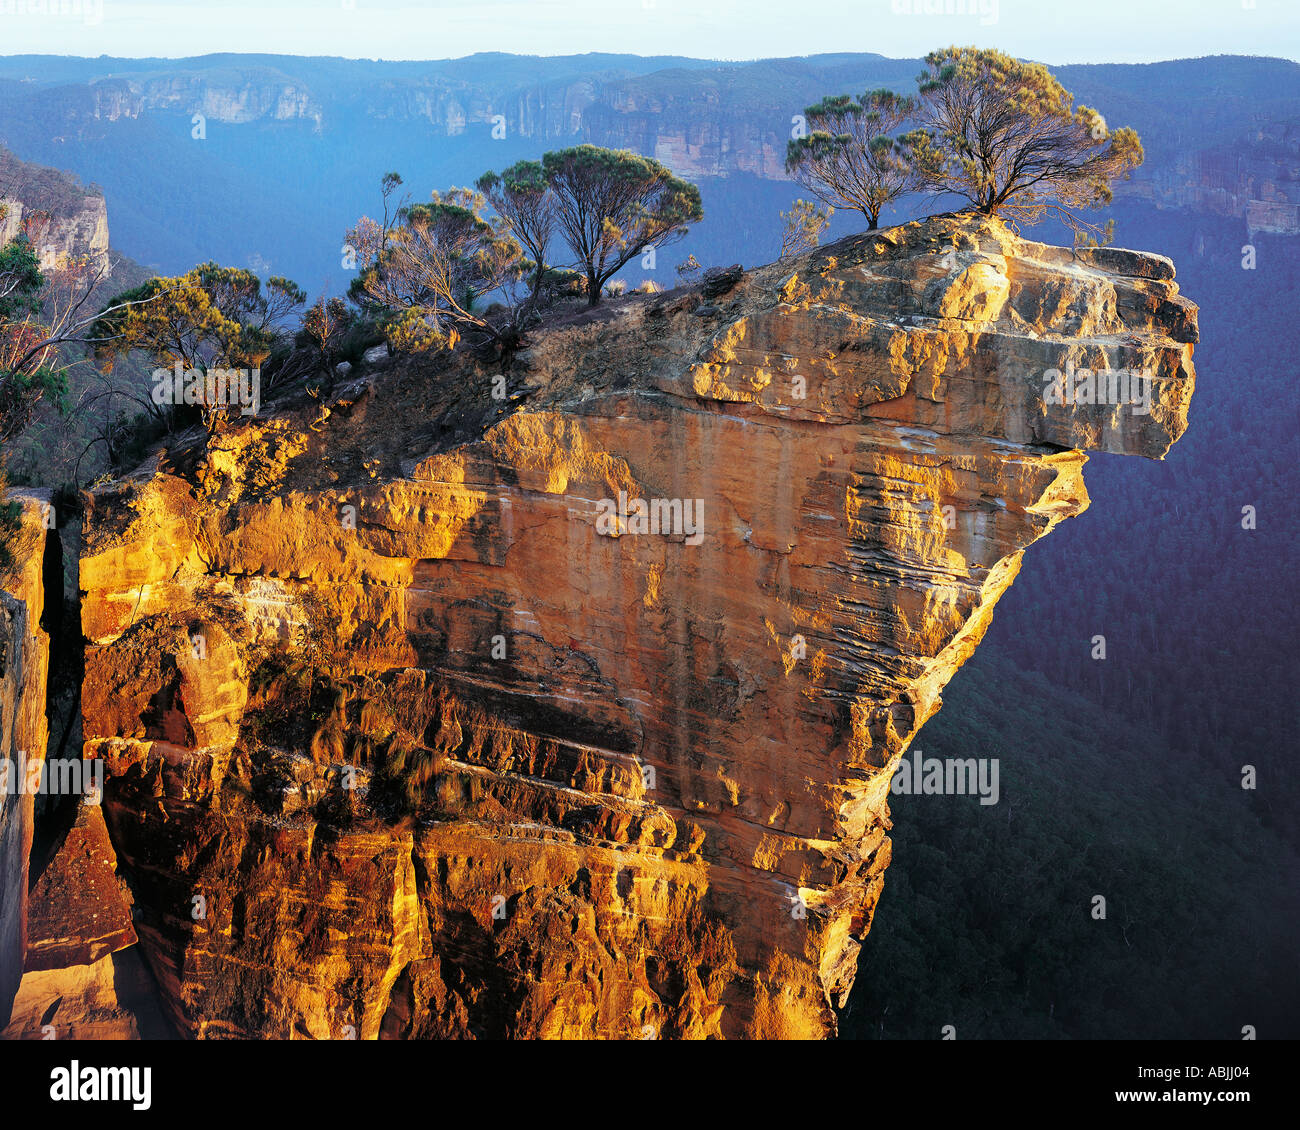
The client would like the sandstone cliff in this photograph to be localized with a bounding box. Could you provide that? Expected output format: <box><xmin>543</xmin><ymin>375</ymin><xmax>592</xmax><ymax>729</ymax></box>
<box><xmin>0</xmin><ymin>147</ymin><xmax>112</xmax><ymax>276</ymax></box>
<box><xmin>75</xmin><ymin>214</ymin><xmax>1196</xmax><ymax>1039</ymax></box>
<box><xmin>1143</xmin><ymin>119</ymin><xmax>1300</xmax><ymax>235</ymax></box>
<box><xmin>0</xmin><ymin>493</ymin><xmax>54</xmax><ymax>1025</ymax></box>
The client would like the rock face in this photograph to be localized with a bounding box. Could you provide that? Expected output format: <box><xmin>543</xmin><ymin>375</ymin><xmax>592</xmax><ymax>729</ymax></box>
<box><xmin>0</xmin><ymin>148</ymin><xmax>112</xmax><ymax>276</ymax></box>
<box><xmin>77</xmin><ymin>214</ymin><xmax>1196</xmax><ymax>1039</ymax></box>
<box><xmin>0</xmin><ymin>492</ymin><xmax>54</xmax><ymax>1025</ymax></box>
<box><xmin>22</xmin><ymin>802</ymin><xmax>136</xmax><ymax>974</ymax></box>
<box><xmin>1</xmin><ymin>948</ymin><xmax>167</xmax><ymax>1041</ymax></box>
<box><xmin>1</xmin><ymin>801</ymin><xmax>148</xmax><ymax>1041</ymax></box>
<box><xmin>1126</xmin><ymin>119</ymin><xmax>1300</xmax><ymax>235</ymax></box>
<box><xmin>16</xmin><ymin>195</ymin><xmax>110</xmax><ymax>275</ymax></box>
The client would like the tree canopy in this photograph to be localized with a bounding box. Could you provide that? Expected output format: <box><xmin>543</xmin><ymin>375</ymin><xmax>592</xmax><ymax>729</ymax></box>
<box><xmin>349</xmin><ymin>187</ymin><xmax>526</xmax><ymax>350</ymax></box>
<box><xmin>90</xmin><ymin>264</ymin><xmax>304</xmax><ymax>428</ymax></box>
<box><xmin>542</xmin><ymin>145</ymin><xmax>703</xmax><ymax>306</ymax></box>
<box><xmin>476</xmin><ymin>160</ymin><xmax>556</xmax><ymax>297</ymax></box>
<box><xmin>93</xmin><ymin>264</ymin><xmax>301</xmax><ymax>375</ymax></box>
<box><xmin>786</xmin><ymin>90</ymin><xmax>921</xmax><ymax>230</ymax></box>
<box><xmin>909</xmin><ymin>46</ymin><xmax>1143</xmax><ymax>231</ymax></box>
<box><xmin>0</xmin><ymin>236</ymin><xmax>54</xmax><ymax>444</ymax></box>
<box><xmin>0</xmin><ymin>227</ymin><xmax>128</xmax><ymax>444</ymax></box>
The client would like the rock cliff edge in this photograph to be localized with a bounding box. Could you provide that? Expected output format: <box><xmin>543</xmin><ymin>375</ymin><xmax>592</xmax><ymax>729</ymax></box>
<box><xmin>75</xmin><ymin>214</ymin><xmax>1196</xmax><ymax>1038</ymax></box>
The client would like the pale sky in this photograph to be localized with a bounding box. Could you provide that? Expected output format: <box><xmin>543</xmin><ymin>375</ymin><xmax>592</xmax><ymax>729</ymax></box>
<box><xmin>0</xmin><ymin>0</ymin><xmax>1296</xmax><ymax>64</ymax></box>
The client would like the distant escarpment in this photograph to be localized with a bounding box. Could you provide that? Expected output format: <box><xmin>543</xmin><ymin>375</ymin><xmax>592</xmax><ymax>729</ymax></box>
<box><xmin>74</xmin><ymin>214</ymin><xmax>1195</xmax><ymax>1038</ymax></box>
<box><xmin>0</xmin><ymin>146</ymin><xmax>152</xmax><ymax>294</ymax></box>
<box><xmin>0</xmin><ymin>146</ymin><xmax>110</xmax><ymax>274</ymax></box>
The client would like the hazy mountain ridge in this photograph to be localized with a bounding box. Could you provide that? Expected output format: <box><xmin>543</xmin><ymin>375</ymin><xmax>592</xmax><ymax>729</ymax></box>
<box><xmin>1</xmin><ymin>52</ymin><xmax>1296</xmax><ymax>287</ymax></box>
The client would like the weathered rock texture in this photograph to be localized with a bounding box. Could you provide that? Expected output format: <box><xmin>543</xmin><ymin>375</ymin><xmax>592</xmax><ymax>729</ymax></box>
<box><xmin>1</xmin><ymin>947</ymin><xmax>170</xmax><ymax>1041</ymax></box>
<box><xmin>0</xmin><ymin>801</ymin><xmax>150</xmax><ymax>1040</ymax></box>
<box><xmin>0</xmin><ymin>492</ymin><xmax>53</xmax><ymax>1025</ymax></box>
<box><xmin>22</xmin><ymin>802</ymin><xmax>136</xmax><ymax>973</ymax></box>
<box><xmin>0</xmin><ymin>150</ymin><xmax>111</xmax><ymax>276</ymax></box>
<box><xmin>77</xmin><ymin>214</ymin><xmax>1196</xmax><ymax>1038</ymax></box>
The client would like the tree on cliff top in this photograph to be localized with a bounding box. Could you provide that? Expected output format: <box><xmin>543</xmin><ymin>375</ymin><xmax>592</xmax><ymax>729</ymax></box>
<box><xmin>90</xmin><ymin>263</ymin><xmax>305</xmax><ymax>431</ymax></box>
<box><xmin>908</xmin><ymin>46</ymin><xmax>1143</xmax><ymax>236</ymax></box>
<box><xmin>542</xmin><ymin>145</ymin><xmax>703</xmax><ymax>306</ymax></box>
<box><xmin>785</xmin><ymin>90</ymin><xmax>922</xmax><ymax>230</ymax></box>
<box><xmin>0</xmin><ymin>234</ymin><xmax>51</xmax><ymax>445</ymax></box>
<box><xmin>779</xmin><ymin>199</ymin><xmax>834</xmax><ymax>259</ymax></box>
<box><xmin>476</xmin><ymin>160</ymin><xmax>556</xmax><ymax>299</ymax></box>
<box><xmin>93</xmin><ymin>264</ymin><xmax>302</xmax><ymax>374</ymax></box>
<box><xmin>348</xmin><ymin>187</ymin><xmax>527</xmax><ymax>352</ymax></box>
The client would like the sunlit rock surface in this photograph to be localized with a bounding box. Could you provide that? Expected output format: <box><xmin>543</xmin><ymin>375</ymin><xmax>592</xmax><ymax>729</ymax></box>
<box><xmin>76</xmin><ymin>214</ymin><xmax>1196</xmax><ymax>1038</ymax></box>
<box><xmin>0</xmin><ymin>492</ymin><xmax>53</xmax><ymax>1026</ymax></box>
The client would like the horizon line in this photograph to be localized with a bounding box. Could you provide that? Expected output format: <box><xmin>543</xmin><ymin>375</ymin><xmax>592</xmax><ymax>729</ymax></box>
<box><xmin>0</xmin><ymin>49</ymin><xmax>1295</xmax><ymax>69</ymax></box>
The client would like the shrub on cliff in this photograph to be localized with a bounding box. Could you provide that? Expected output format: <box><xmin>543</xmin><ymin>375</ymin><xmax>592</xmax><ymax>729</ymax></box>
<box><xmin>0</xmin><ymin>474</ymin><xmax>20</xmax><ymax>584</ymax></box>
<box><xmin>541</xmin><ymin>145</ymin><xmax>703</xmax><ymax>307</ymax></box>
<box><xmin>779</xmin><ymin>198</ymin><xmax>834</xmax><ymax>259</ymax></box>
<box><xmin>909</xmin><ymin>46</ymin><xmax>1143</xmax><ymax>237</ymax></box>
<box><xmin>0</xmin><ymin>235</ymin><xmax>64</xmax><ymax>446</ymax></box>
<box><xmin>785</xmin><ymin>91</ymin><xmax>922</xmax><ymax>230</ymax></box>
<box><xmin>347</xmin><ymin>185</ymin><xmax>529</xmax><ymax>355</ymax></box>
<box><xmin>90</xmin><ymin>264</ymin><xmax>306</xmax><ymax>432</ymax></box>
<box><xmin>2</xmin><ymin>221</ymin><xmax>129</xmax><ymax>563</ymax></box>
<box><xmin>298</xmin><ymin>296</ymin><xmax>355</xmax><ymax>376</ymax></box>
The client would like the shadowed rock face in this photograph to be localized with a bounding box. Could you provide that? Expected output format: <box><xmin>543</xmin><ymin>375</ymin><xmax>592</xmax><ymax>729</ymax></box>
<box><xmin>76</xmin><ymin>214</ymin><xmax>1196</xmax><ymax>1039</ymax></box>
<box><xmin>1</xmin><ymin>802</ymin><xmax>145</xmax><ymax>1041</ymax></box>
<box><xmin>22</xmin><ymin>802</ymin><xmax>136</xmax><ymax>974</ymax></box>
<box><xmin>0</xmin><ymin>493</ymin><xmax>53</xmax><ymax>1027</ymax></box>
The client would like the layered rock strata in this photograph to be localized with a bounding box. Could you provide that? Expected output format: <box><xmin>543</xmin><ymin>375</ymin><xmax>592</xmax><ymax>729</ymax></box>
<box><xmin>77</xmin><ymin>214</ymin><xmax>1196</xmax><ymax>1038</ymax></box>
<box><xmin>0</xmin><ymin>492</ymin><xmax>54</xmax><ymax>1024</ymax></box>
